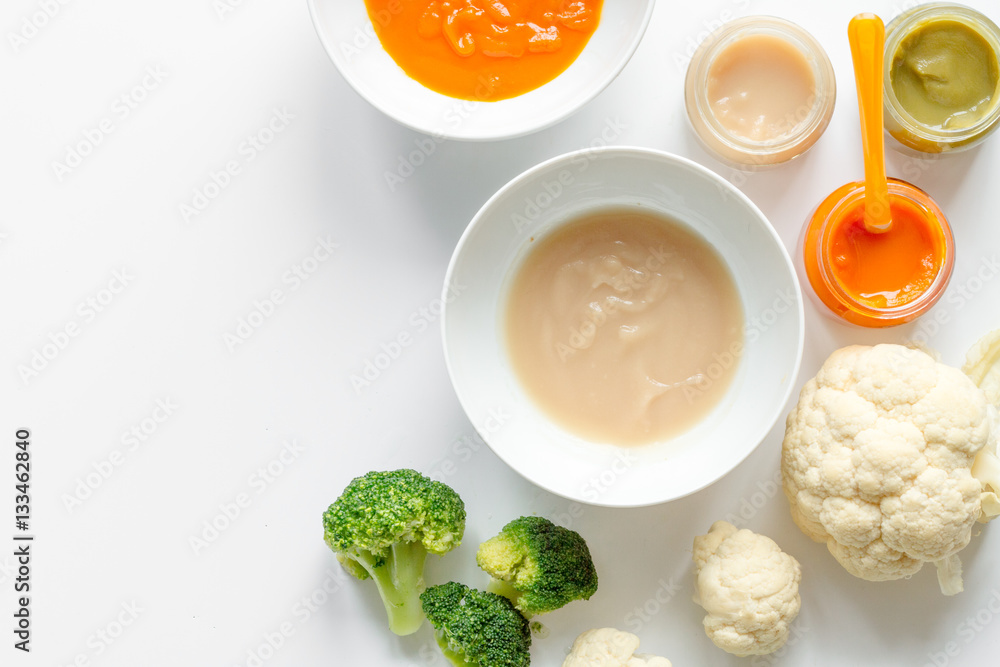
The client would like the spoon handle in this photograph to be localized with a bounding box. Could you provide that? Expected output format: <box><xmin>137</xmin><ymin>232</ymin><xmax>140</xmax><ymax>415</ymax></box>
<box><xmin>849</xmin><ymin>13</ymin><xmax>892</xmax><ymax>233</ymax></box>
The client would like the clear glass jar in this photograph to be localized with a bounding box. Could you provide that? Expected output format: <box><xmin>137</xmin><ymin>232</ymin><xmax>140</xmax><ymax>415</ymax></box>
<box><xmin>684</xmin><ymin>16</ymin><xmax>836</xmax><ymax>166</ymax></box>
<box><xmin>884</xmin><ymin>3</ymin><xmax>1000</xmax><ymax>154</ymax></box>
<box><xmin>799</xmin><ymin>178</ymin><xmax>955</xmax><ymax>328</ymax></box>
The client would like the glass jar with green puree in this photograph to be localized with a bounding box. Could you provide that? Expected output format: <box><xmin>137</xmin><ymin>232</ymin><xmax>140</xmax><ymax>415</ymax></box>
<box><xmin>884</xmin><ymin>3</ymin><xmax>1000</xmax><ymax>153</ymax></box>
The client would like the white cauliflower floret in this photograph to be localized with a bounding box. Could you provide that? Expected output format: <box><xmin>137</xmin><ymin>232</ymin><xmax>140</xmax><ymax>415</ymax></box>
<box><xmin>562</xmin><ymin>628</ymin><xmax>672</xmax><ymax>667</ymax></box>
<box><xmin>691</xmin><ymin>521</ymin><xmax>801</xmax><ymax>657</ymax></box>
<box><xmin>782</xmin><ymin>344</ymin><xmax>999</xmax><ymax>595</ymax></box>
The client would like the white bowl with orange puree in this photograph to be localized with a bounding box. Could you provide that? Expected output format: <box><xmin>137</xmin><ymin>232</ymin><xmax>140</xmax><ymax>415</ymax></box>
<box><xmin>442</xmin><ymin>147</ymin><xmax>804</xmax><ymax>507</ymax></box>
<box><xmin>308</xmin><ymin>0</ymin><xmax>655</xmax><ymax>140</ymax></box>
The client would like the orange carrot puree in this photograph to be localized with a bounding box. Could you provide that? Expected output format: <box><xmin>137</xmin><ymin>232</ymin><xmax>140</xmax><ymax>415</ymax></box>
<box><xmin>364</xmin><ymin>0</ymin><xmax>603</xmax><ymax>101</ymax></box>
<box><xmin>827</xmin><ymin>196</ymin><xmax>945</xmax><ymax>310</ymax></box>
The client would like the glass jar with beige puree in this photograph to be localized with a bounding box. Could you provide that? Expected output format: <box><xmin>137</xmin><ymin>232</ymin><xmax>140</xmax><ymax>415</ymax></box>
<box><xmin>685</xmin><ymin>16</ymin><xmax>836</xmax><ymax>166</ymax></box>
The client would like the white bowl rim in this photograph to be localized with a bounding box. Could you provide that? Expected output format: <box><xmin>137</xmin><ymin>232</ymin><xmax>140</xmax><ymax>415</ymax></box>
<box><xmin>306</xmin><ymin>0</ymin><xmax>658</xmax><ymax>141</ymax></box>
<box><xmin>441</xmin><ymin>145</ymin><xmax>805</xmax><ymax>507</ymax></box>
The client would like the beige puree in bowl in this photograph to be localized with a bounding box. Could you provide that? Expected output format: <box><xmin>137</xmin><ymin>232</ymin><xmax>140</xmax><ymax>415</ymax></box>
<box><xmin>504</xmin><ymin>208</ymin><xmax>744</xmax><ymax>446</ymax></box>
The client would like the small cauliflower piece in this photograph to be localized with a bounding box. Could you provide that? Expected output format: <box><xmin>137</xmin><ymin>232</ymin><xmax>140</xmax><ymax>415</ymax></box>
<box><xmin>782</xmin><ymin>344</ymin><xmax>999</xmax><ymax>595</ymax></box>
<box><xmin>692</xmin><ymin>521</ymin><xmax>801</xmax><ymax>657</ymax></box>
<box><xmin>562</xmin><ymin>628</ymin><xmax>672</xmax><ymax>667</ymax></box>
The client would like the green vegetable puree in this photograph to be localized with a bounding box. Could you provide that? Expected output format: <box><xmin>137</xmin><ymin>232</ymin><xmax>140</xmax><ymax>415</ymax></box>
<box><xmin>890</xmin><ymin>19</ymin><xmax>999</xmax><ymax>129</ymax></box>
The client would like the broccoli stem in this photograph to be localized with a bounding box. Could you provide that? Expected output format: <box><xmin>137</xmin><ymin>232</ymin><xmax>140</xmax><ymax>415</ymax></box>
<box><xmin>353</xmin><ymin>541</ymin><xmax>429</xmax><ymax>635</ymax></box>
<box><xmin>434</xmin><ymin>630</ymin><xmax>475</xmax><ymax>667</ymax></box>
<box><xmin>485</xmin><ymin>578</ymin><xmax>528</xmax><ymax>616</ymax></box>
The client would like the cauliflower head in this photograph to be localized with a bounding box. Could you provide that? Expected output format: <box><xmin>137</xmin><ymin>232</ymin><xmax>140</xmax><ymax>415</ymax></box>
<box><xmin>782</xmin><ymin>344</ymin><xmax>999</xmax><ymax>594</ymax></box>
<box><xmin>691</xmin><ymin>521</ymin><xmax>801</xmax><ymax>657</ymax></box>
<box><xmin>562</xmin><ymin>628</ymin><xmax>672</xmax><ymax>667</ymax></box>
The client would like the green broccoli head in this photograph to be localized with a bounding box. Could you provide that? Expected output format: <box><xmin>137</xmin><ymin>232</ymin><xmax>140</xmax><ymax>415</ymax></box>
<box><xmin>420</xmin><ymin>582</ymin><xmax>531</xmax><ymax>667</ymax></box>
<box><xmin>476</xmin><ymin>516</ymin><xmax>598</xmax><ymax>616</ymax></box>
<box><xmin>323</xmin><ymin>469</ymin><xmax>466</xmax><ymax>635</ymax></box>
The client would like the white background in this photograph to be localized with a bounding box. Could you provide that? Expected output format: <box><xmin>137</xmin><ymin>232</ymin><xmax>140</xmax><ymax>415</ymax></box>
<box><xmin>4</xmin><ymin>0</ymin><xmax>1000</xmax><ymax>665</ymax></box>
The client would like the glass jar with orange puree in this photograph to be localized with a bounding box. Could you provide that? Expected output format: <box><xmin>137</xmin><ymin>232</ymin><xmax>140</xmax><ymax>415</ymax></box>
<box><xmin>800</xmin><ymin>178</ymin><xmax>954</xmax><ymax>327</ymax></box>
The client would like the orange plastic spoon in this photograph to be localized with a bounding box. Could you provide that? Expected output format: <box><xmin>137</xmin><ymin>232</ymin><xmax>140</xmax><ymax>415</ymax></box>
<box><xmin>848</xmin><ymin>14</ymin><xmax>892</xmax><ymax>233</ymax></box>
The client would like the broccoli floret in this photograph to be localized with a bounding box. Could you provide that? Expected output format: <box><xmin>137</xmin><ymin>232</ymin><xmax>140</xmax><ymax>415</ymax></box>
<box><xmin>476</xmin><ymin>516</ymin><xmax>597</xmax><ymax>617</ymax></box>
<box><xmin>323</xmin><ymin>469</ymin><xmax>466</xmax><ymax>635</ymax></box>
<box><xmin>420</xmin><ymin>582</ymin><xmax>531</xmax><ymax>667</ymax></box>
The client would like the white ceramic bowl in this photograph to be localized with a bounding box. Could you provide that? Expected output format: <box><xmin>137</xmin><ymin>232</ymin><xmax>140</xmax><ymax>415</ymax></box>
<box><xmin>442</xmin><ymin>147</ymin><xmax>804</xmax><ymax>507</ymax></box>
<box><xmin>307</xmin><ymin>1</ymin><xmax>656</xmax><ymax>141</ymax></box>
